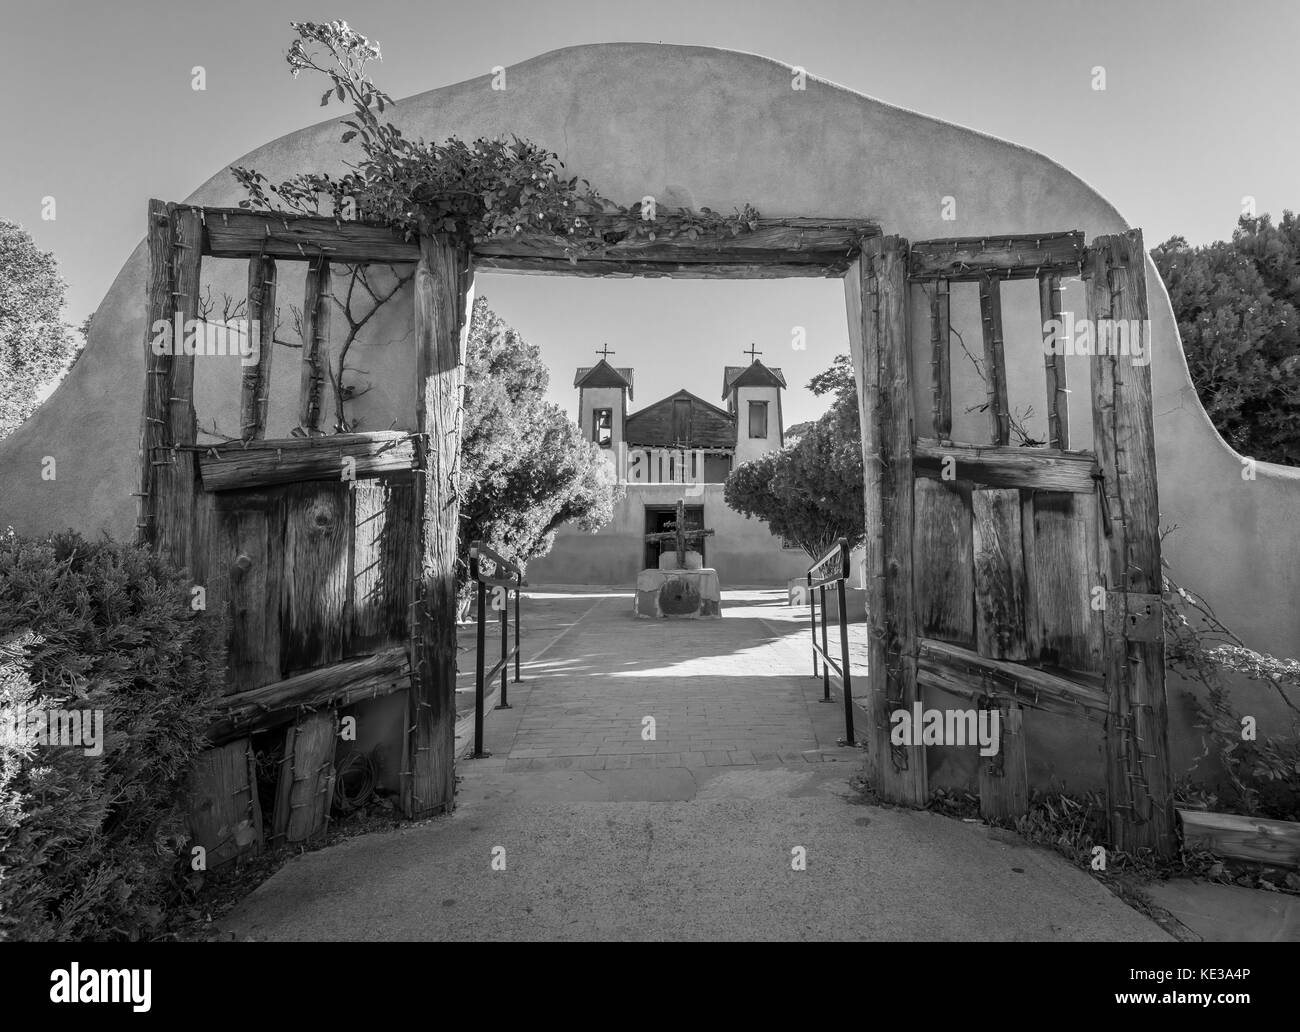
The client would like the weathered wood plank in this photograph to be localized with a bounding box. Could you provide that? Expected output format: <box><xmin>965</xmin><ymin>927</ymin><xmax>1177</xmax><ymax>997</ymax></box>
<box><xmin>912</xmin><ymin>478</ymin><xmax>973</xmax><ymax>645</ymax></box>
<box><xmin>916</xmin><ymin>637</ymin><xmax>1108</xmax><ymax>720</ymax></box>
<box><xmin>1178</xmin><ymin>809</ymin><xmax>1300</xmax><ymax>869</ymax></box>
<box><xmin>187</xmin><ymin>738</ymin><xmax>263</xmax><ymax>869</ymax></box>
<box><xmin>299</xmin><ymin>258</ymin><xmax>331</xmax><ymax>433</ymax></box>
<box><xmin>979</xmin><ymin>700</ymin><xmax>1028</xmax><ymax>821</ymax></box>
<box><xmin>1039</xmin><ymin>273</ymin><xmax>1070</xmax><ymax>449</ymax></box>
<box><xmin>216</xmin><ymin>505</ymin><xmax>281</xmax><ymax>694</ymax></box>
<box><xmin>198</xmin><ymin>431</ymin><xmax>417</xmax><ymax>492</ymax></box>
<box><xmin>913</xmin><ymin>438</ymin><xmax>1097</xmax><ymax>492</ymax></box>
<box><xmin>972</xmin><ymin>488</ymin><xmax>1028</xmax><ymax>661</ymax></box>
<box><xmin>978</xmin><ymin>274</ymin><xmax>1011</xmax><ymax>446</ymax></box>
<box><xmin>241</xmin><ymin>257</ymin><xmax>276</xmax><ymax>440</ymax></box>
<box><xmin>471</xmin><ymin>257</ymin><xmax>850</xmax><ymax>278</ymax></box>
<box><xmin>930</xmin><ymin>279</ymin><xmax>951</xmax><ymax>438</ymax></box>
<box><xmin>200</xmin><ymin>205</ymin><xmax>879</xmax><ymax>271</ymax></box>
<box><xmin>271</xmin><ymin>711</ymin><xmax>338</xmax><ymax>845</ymax></box>
<box><xmin>350</xmin><ymin>477</ymin><xmax>417</xmax><ymax>653</ymax></box>
<box><xmin>1085</xmin><ymin>229</ymin><xmax>1174</xmax><ymax>855</ymax></box>
<box><xmin>1026</xmin><ymin>492</ymin><xmax>1104</xmax><ymax>672</ymax></box>
<box><xmin>909</xmin><ymin>231</ymin><xmax>1085</xmax><ymax>281</ymax></box>
<box><xmin>206</xmin><ymin>645</ymin><xmax>410</xmax><ymax>743</ymax></box>
<box><xmin>407</xmin><ymin>235</ymin><xmax>474</xmax><ymax>819</ymax></box>
<box><xmin>856</xmin><ymin>236</ymin><xmax>926</xmax><ymax>805</ymax></box>
<box><xmin>281</xmin><ymin>483</ymin><xmax>351</xmax><ymax>673</ymax></box>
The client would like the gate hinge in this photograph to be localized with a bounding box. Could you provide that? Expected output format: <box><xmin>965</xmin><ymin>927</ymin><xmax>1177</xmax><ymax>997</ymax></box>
<box><xmin>1103</xmin><ymin>591</ymin><xmax>1163</xmax><ymax>643</ymax></box>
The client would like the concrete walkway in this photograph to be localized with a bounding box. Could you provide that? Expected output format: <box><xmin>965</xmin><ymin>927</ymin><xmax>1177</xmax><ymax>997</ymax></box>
<box><xmin>220</xmin><ymin>590</ymin><xmax>1169</xmax><ymax>941</ymax></box>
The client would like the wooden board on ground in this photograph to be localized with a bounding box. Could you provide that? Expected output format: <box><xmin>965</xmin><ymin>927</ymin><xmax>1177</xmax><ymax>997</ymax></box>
<box><xmin>272</xmin><ymin>711</ymin><xmax>339</xmax><ymax>845</ymax></box>
<box><xmin>1179</xmin><ymin>809</ymin><xmax>1300</xmax><ymax>870</ymax></box>
<box><xmin>188</xmin><ymin>738</ymin><xmax>263</xmax><ymax>869</ymax></box>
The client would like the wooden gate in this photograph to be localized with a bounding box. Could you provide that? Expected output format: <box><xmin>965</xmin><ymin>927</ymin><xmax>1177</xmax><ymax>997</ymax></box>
<box><xmin>848</xmin><ymin>230</ymin><xmax>1175</xmax><ymax>855</ymax></box>
<box><xmin>137</xmin><ymin>201</ymin><xmax>472</xmax><ymax>867</ymax></box>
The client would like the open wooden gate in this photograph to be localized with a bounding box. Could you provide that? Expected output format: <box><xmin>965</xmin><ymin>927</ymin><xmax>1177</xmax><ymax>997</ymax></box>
<box><xmin>137</xmin><ymin>201</ymin><xmax>472</xmax><ymax>867</ymax></box>
<box><xmin>848</xmin><ymin>229</ymin><xmax>1175</xmax><ymax>855</ymax></box>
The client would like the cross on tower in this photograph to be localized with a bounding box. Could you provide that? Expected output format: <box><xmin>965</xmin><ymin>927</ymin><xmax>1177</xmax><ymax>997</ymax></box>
<box><xmin>596</xmin><ymin>343</ymin><xmax>615</xmax><ymax>360</ymax></box>
<box><xmin>744</xmin><ymin>343</ymin><xmax>763</xmax><ymax>362</ymax></box>
<box><xmin>643</xmin><ymin>499</ymin><xmax>715</xmax><ymax>569</ymax></box>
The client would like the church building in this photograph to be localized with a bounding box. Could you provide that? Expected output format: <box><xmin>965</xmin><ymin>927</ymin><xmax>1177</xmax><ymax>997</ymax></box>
<box><xmin>525</xmin><ymin>353</ymin><xmax>812</xmax><ymax>586</ymax></box>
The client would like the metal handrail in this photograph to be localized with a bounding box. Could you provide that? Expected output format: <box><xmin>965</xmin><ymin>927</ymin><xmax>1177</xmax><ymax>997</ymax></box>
<box><xmin>806</xmin><ymin>538</ymin><xmax>856</xmax><ymax>745</ymax></box>
<box><xmin>468</xmin><ymin>540</ymin><xmax>523</xmax><ymax>759</ymax></box>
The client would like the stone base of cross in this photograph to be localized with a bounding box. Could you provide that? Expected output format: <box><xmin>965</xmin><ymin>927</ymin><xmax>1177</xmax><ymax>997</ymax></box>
<box><xmin>644</xmin><ymin>498</ymin><xmax>715</xmax><ymax>569</ymax></box>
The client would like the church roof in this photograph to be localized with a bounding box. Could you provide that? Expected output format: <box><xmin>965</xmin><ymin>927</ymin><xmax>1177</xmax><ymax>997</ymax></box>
<box><xmin>574</xmin><ymin>359</ymin><xmax>634</xmax><ymax>400</ymax></box>
<box><xmin>722</xmin><ymin>360</ymin><xmax>786</xmax><ymax>399</ymax></box>
<box><xmin>626</xmin><ymin>389</ymin><xmax>736</xmax><ymax>449</ymax></box>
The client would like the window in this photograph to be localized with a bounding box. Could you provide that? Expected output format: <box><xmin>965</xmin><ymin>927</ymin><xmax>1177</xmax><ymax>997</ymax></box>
<box><xmin>748</xmin><ymin>400</ymin><xmax>768</xmax><ymax>439</ymax></box>
<box><xmin>593</xmin><ymin>408</ymin><xmax>613</xmax><ymax>448</ymax></box>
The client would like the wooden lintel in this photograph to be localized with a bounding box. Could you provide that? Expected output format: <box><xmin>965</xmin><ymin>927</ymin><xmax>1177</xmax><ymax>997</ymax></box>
<box><xmin>913</xmin><ymin>438</ymin><xmax>1097</xmax><ymax>492</ymax></box>
<box><xmin>206</xmin><ymin>645</ymin><xmax>409</xmax><ymax>743</ymax></box>
<box><xmin>193</xmin><ymin>205</ymin><xmax>876</xmax><ymax>275</ymax></box>
<box><xmin>197</xmin><ymin>431</ymin><xmax>417</xmax><ymax>491</ymax></box>
<box><xmin>917</xmin><ymin>637</ymin><xmax>1107</xmax><ymax>720</ymax></box>
<box><xmin>909</xmin><ymin>231</ymin><xmax>1085</xmax><ymax>281</ymax></box>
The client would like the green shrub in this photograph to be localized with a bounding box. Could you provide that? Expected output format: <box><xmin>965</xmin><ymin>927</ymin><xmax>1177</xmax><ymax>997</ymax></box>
<box><xmin>0</xmin><ymin>529</ymin><xmax>226</xmax><ymax>940</ymax></box>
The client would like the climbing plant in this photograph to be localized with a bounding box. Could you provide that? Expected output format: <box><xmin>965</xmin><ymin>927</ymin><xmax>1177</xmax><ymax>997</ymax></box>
<box><xmin>233</xmin><ymin>21</ymin><xmax>760</xmax><ymax>258</ymax></box>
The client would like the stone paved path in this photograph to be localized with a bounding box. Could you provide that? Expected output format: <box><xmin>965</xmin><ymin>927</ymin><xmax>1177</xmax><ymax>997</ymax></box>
<box><xmin>220</xmin><ymin>589</ymin><xmax>1169</xmax><ymax>941</ymax></box>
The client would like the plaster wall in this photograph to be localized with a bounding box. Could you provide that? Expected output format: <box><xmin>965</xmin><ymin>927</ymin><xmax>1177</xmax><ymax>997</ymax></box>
<box><xmin>1</xmin><ymin>42</ymin><xmax>1296</xmax><ymax>785</ymax></box>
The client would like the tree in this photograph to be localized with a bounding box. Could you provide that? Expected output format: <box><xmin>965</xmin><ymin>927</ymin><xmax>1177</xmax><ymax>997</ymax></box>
<box><xmin>0</xmin><ymin>221</ymin><xmax>80</xmax><ymax>438</ymax></box>
<box><xmin>1152</xmin><ymin>212</ymin><xmax>1300</xmax><ymax>465</ymax></box>
<box><xmin>458</xmin><ymin>295</ymin><xmax>620</xmax><ymax>589</ymax></box>
<box><xmin>724</xmin><ymin>355</ymin><xmax>864</xmax><ymax>560</ymax></box>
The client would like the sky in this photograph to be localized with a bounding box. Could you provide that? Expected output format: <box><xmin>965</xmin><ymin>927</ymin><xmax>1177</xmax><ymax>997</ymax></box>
<box><xmin>3</xmin><ymin>0</ymin><xmax>1297</xmax><ymax>426</ymax></box>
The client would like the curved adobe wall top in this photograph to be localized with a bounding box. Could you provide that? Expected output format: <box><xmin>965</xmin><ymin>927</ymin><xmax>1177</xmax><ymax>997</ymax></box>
<box><xmin>2</xmin><ymin>43</ymin><xmax>1296</xmax><ymax>749</ymax></box>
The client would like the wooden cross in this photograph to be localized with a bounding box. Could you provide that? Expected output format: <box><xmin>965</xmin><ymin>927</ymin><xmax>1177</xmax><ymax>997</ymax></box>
<box><xmin>644</xmin><ymin>499</ymin><xmax>715</xmax><ymax>568</ymax></box>
<box><xmin>596</xmin><ymin>343</ymin><xmax>615</xmax><ymax>359</ymax></box>
<box><xmin>744</xmin><ymin>343</ymin><xmax>762</xmax><ymax>362</ymax></box>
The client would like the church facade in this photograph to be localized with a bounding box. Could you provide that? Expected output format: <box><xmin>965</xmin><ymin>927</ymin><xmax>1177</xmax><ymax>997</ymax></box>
<box><xmin>525</xmin><ymin>356</ymin><xmax>812</xmax><ymax>586</ymax></box>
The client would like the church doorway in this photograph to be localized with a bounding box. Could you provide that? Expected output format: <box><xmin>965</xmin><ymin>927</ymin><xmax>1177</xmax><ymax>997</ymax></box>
<box><xmin>644</xmin><ymin>503</ymin><xmax>705</xmax><ymax>570</ymax></box>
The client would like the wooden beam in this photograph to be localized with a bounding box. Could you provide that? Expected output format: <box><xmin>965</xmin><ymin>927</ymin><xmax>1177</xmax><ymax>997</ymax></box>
<box><xmin>299</xmin><ymin>257</ymin><xmax>331</xmax><ymax>433</ymax></box>
<box><xmin>241</xmin><ymin>256</ymin><xmax>276</xmax><ymax>440</ymax></box>
<box><xmin>1085</xmin><ymin>229</ymin><xmax>1174</xmax><ymax>856</ymax></box>
<box><xmin>979</xmin><ymin>700</ymin><xmax>1028</xmax><ymax>821</ymax></box>
<box><xmin>1178</xmin><ymin>809</ymin><xmax>1300</xmax><ymax>869</ymax></box>
<box><xmin>197</xmin><ymin>431</ymin><xmax>417</xmax><ymax>492</ymax></box>
<box><xmin>930</xmin><ymin>279</ymin><xmax>952</xmax><ymax>438</ymax></box>
<box><xmin>978</xmin><ymin>274</ymin><xmax>1011</xmax><ymax>446</ymax></box>
<box><xmin>136</xmin><ymin>200</ymin><xmax>176</xmax><ymax>549</ymax></box>
<box><xmin>206</xmin><ymin>645</ymin><xmax>409</xmax><ymax>743</ymax></box>
<box><xmin>407</xmin><ymin>235</ymin><xmax>474</xmax><ymax>819</ymax></box>
<box><xmin>858</xmin><ymin>236</ymin><xmax>926</xmax><ymax>805</ymax></box>
<box><xmin>916</xmin><ymin>638</ymin><xmax>1108</xmax><ymax>720</ymax></box>
<box><xmin>197</xmin><ymin>205</ymin><xmax>877</xmax><ymax>274</ymax></box>
<box><xmin>909</xmin><ymin>231</ymin><xmax>1085</xmax><ymax>281</ymax></box>
<box><xmin>914</xmin><ymin>438</ymin><xmax>1097</xmax><ymax>493</ymax></box>
<box><xmin>203</xmin><ymin>208</ymin><xmax>417</xmax><ymax>264</ymax></box>
<box><xmin>1039</xmin><ymin>273</ymin><xmax>1070</xmax><ymax>449</ymax></box>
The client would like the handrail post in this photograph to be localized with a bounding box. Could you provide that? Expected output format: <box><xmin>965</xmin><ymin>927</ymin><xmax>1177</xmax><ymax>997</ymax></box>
<box><xmin>819</xmin><ymin>583</ymin><xmax>830</xmax><ymax>702</ymax></box>
<box><xmin>498</xmin><ymin>578</ymin><xmax>511</xmax><ymax>710</ymax></box>
<box><xmin>807</xmin><ymin>571</ymin><xmax>818</xmax><ymax>678</ymax></box>
<box><xmin>472</xmin><ymin>546</ymin><xmax>489</xmax><ymax>758</ymax></box>
<box><xmin>837</xmin><ymin>554</ymin><xmax>855</xmax><ymax>745</ymax></box>
<box><xmin>513</xmin><ymin>573</ymin><xmax>521</xmax><ymax>683</ymax></box>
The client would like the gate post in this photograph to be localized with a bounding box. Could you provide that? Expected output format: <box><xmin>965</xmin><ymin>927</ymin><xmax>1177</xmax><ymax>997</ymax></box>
<box><xmin>849</xmin><ymin>236</ymin><xmax>927</xmax><ymax>806</ymax></box>
<box><xmin>1084</xmin><ymin>230</ymin><xmax>1175</xmax><ymax>855</ymax></box>
<box><xmin>406</xmin><ymin>234</ymin><xmax>474</xmax><ymax>819</ymax></box>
